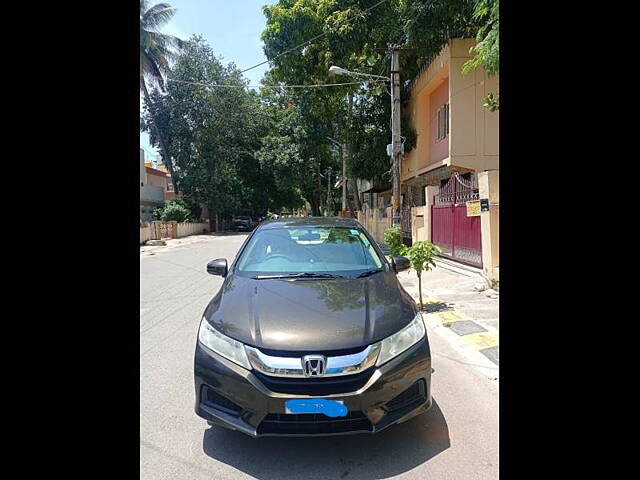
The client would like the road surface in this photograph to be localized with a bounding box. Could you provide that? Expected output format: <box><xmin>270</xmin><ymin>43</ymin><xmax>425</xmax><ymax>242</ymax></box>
<box><xmin>140</xmin><ymin>233</ymin><xmax>498</xmax><ymax>479</ymax></box>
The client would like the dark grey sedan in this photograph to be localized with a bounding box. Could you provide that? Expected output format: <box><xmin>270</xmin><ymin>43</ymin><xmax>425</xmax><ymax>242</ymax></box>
<box><xmin>194</xmin><ymin>217</ymin><xmax>432</xmax><ymax>436</ymax></box>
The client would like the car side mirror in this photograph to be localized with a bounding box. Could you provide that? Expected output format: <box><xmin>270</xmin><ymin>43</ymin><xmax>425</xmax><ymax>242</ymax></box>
<box><xmin>207</xmin><ymin>258</ymin><xmax>228</xmax><ymax>277</ymax></box>
<box><xmin>392</xmin><ymin>256</ymin><xmax>410</xmax><ymax>273</ymax></box>
<box><xmin>377</xmin><ymin>243</ymin><xmax>392</xmax><ymax>256</ymax></box>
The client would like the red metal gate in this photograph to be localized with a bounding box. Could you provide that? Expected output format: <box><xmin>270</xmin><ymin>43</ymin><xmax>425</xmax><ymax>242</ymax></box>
<box><xmin>431</xmin><ymin>174</ymin><xmax>482</xmax><ymax>267</ymax></box>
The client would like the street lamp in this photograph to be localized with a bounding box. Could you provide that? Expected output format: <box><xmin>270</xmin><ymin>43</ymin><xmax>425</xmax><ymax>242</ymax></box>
<box><xmin>328</xmin><ymin>65</ymin><xmax>390</xmax><ymax>81</ymax></box>
<box><xmin>329</xmin><ymin>54</ymin><xmax>402</xmax><ymax>229</ymax></box>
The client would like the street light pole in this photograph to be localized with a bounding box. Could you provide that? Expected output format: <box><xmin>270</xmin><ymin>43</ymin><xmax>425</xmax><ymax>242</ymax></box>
<box><xmin>389</xmin><ymin>44</ymin><xmax>402</xmax><ymax>229</ymax></box>
<box><xmin>326</xmin><ymin>136</ymin><xmax>347</xmax><ymax>212</ymax></box>
<box><xmin>328</xmin><ymin>56</ymin><xmax>402</xmax><ymax>226</ymax></box>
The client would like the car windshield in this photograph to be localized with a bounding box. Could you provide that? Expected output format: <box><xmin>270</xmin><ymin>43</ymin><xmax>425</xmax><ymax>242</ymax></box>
<box><xmin>236</xmin><ymin>226</ymin><xmax>386</xmax><ymax>277</ymax></box>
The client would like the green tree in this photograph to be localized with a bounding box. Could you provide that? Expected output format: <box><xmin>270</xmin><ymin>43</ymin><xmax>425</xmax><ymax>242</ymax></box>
<box><xmin>401</xmin><ymin>0</ymin><xmax>478</xmax><ymax>78</ymax></box>
<box><xmin>462</xmin><ymin>0</ymin><xmax>499</xmax><ymax>110</ymax></box>
<box><xmin>140</xmin><ymin>0</ymin><xmax>184</xmax><ymax>192</ymax></box>
<box><xmin>143</xmin><ymin>37</ymin><xmax>275</xmax><ymax>229</ymax></box>
<box><xmin>261</xmin><ymin>1</ymin><xmax>406</xmax><ymax>204</ymax></box>
<box><xmin>261</xmin><ymin>1</ymin><xmax>482</xmax><ymax>196</ymax></box>
<box><xmin>255</xmin><ymin>82</ymin><xmax>311</xmax><ymax>213</ymax></box>
<box><xmin>405</xmin><ymin>241</ymin><xmax>442</xmax><ymax>309</ymax></box>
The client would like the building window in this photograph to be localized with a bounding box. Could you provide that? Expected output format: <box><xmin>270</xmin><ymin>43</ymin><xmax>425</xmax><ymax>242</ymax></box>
<box><xmin>167</xmin><ymin>182</ymin><xmax>174</xmax><ymax>191</ymax></box>
<box><xmin>436</xmin><ymin>103</ymin><xmax>449</xmax><ymax>141</ymax></box>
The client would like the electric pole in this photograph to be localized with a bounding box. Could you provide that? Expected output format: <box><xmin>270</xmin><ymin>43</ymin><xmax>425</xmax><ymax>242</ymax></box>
<box><xmin>390</xmin><ymin>44</ymin><xmax>402</xmax><ymax>229</ymax></box>
<box><xmin>325</xmin><ymin>166</ymin><xmax>333</xmax><ymax>215</ymax></box>
<box><xmin>342</xmin><ymin>150</ymin><xmax>347</xmax><ymax>213</ymax></box>
<box><xmin>344</xmin><ymin>93</ymin><xmax>352</xmax><ymax>216</ymax></box>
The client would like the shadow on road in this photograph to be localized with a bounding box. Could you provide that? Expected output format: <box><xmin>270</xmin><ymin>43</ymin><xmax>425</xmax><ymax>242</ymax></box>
<box><xmin>202</xmin><ymin>399</ymin><xmax>450</xmax><ymax>479</ymax></box>
<box><xmin>421</xmin><ymin>301</ymin><xmax>453</xmax><ymax>313</ymax></box>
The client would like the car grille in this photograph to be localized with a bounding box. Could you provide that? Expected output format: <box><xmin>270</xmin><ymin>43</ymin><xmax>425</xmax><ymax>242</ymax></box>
<box><xmin>257</xmin><ymin>411</ymin><xmax>373</xmax><ymax>435</ymax></box>
<box><xmin>385</xmin><ymin>380</ymin><xmax>427</xmax><ymax>412</ymax></box>
<box><xmin>253</xmin><ymin>367</ymin><xmax>374</xmax><ymax>395</ymax></box>
<box><xmin>257</xmin><ymin>345</ymin><xmax>368</xmax><ymax>358</ymax></box>
<box><xmin>202</xmin><ymin>386</ymin><xmax>243</xmax><ymax>416</ymax></box>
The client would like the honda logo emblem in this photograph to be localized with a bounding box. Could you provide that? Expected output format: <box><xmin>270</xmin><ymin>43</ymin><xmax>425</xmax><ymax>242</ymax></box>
<box><xmin>302</xmin><ymin>355</ymin><xmax>326</xmax><ymax>377</ymax></box>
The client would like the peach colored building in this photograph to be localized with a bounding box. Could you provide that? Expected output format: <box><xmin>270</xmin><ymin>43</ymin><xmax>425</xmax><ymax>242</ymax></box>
<box><xmin>359</xmin><ymin>39</ymin><xmax>499</xmax><ymax>280</ymax></box>
<box><xmin>153</xmin><ymin>163</ymin><xmax>179</xmax><ymax>200</ymax></box>
<box><xmin>401</xmin><ymin>38</ymin><xmax>498</xmax><ymax>187</ymax></box>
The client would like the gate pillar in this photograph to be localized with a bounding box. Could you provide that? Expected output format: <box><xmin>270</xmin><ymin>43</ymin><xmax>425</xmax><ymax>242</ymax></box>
<box><xmin>478</xmin><ymin>170</ymin><xmax>499</xmax><ymax>280</ymax></box>
<box><xmin>425</xmin><ymin>185</ymin><xmax>439</xmax><ymax>242</ymax></box>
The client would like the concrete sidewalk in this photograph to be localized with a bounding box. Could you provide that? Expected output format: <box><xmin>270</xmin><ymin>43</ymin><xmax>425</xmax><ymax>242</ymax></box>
<box><xmin>397</xmin><ymin>261</ymin><xmax>499</xmax><ymax>366</ymax></box>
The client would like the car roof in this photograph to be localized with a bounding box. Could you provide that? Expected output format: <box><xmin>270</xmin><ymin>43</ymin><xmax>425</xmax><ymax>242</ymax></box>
<box><xmin>258</xmin><ymin>216</ymin><xmax>361</xmax><ymax>230</ymax></box>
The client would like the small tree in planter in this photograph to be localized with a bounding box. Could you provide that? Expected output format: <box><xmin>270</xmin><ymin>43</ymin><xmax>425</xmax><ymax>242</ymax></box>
<box><xmin>405</xmin><ymin>241</ymin><xmax>442</xmax><ymax>310</ymax></box>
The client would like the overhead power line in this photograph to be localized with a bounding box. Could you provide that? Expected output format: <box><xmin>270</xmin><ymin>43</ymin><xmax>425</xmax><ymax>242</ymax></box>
<box><xmin>240</xmin><ymin>0</ymin><xmax>390</xmax><ymax>74</ymax></box>
<box><xmin>166</xmin><ymin>78</ymin><xmax>386</xmax><ymax>89</ymax></box>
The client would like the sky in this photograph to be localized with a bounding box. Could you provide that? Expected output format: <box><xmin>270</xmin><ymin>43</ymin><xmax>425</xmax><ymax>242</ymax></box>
<box><xmin>141</xmin><ymin>0</ymin><xmax>278</xmax><ymax>161</ymax></box>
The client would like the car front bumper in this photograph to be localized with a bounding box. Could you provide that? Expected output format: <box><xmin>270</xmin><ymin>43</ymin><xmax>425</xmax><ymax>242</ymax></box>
<box><xmin>194</xmin><ymin>338</ymin><xmax>432</xmax><ymax>437</ymax></box>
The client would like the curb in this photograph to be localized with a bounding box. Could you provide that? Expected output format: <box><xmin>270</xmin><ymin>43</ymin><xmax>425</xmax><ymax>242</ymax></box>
<box><xmin>403</xmin><ymin>286</ymin><xmax>499</xmax><ymax>366</ymax></box>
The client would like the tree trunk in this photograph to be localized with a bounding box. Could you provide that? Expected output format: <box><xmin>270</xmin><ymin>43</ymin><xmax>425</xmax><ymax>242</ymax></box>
<box><xmin>418</xmin><ymin>271</ymin><xmax>423</xmax><ymax>310</ymax></box>
<box><xmin>346</xmin><ymin>180</ymin><xmax>356</xmax><ymax>218</ymax></box>
<box><xmin>140</xmin><ymin>77</ymin><xmax>180</xmax><ymax>194</ymax></box>
<box><xmin>208</xmin><ymin>207</ymin><xmax>216</xmax><ymax>233</ymax></box>
<box><xmin>354</xmin><ymin>179</ymin><xmax>363</xmax><ymax>211</ymax></box>
<box><xmin>349</xmin><ymin>176</ymin><xmax>362</xmax><ymax>212</ymax></box>
<box><xmin>309</xmin><ymin>197</ymin><xmax>321</xmax><ymax>216</ymax></box>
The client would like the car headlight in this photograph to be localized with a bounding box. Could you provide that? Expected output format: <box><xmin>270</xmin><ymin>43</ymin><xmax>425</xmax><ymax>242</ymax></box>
<box><xmin>376</xmin><ymin>312</ymin><xmax>426</xmax><ymax>366</ymax></box>
<box><xmin>198</xmin><ymin>317</ymin><xmax>251</xmax><ymax>369</ymax></box>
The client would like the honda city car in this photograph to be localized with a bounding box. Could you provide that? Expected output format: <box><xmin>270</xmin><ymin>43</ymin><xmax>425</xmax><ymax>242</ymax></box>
<box><xmin>194</xmin><ymin>217</ymin><xmax>432</xmax><ymax>436</ymax></box>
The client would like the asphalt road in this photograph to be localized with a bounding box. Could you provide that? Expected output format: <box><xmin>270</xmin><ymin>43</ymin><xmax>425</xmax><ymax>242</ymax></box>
<box><xmin>140</xmin><ymin>233</ymin><xmax>498</xmax><ymax>479</ymax></box>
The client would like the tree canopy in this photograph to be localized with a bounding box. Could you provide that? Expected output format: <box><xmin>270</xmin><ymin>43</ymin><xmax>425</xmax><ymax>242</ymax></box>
<box><xmin>142</xmin><ymin>36</ymin><xmax>302</xmax><ymax>220</ymax></box>
<box><xmin>140</xmin><ymin>1</ymin><xmax>500</xmax><ymax>222</ymax></box>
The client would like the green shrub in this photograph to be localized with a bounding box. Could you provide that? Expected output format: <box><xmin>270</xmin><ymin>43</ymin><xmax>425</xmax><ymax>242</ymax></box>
<box><xmin>152</xmin><ymin>205</ymin><xmax>164</xmax><ymax>221</ymax></box>
<box><xmin>158</xmin><ymin>199</ymin><xmax>192</xmax><ymax>223</ymax></box>
<box><xmin>383</xmin><ymin>227</ymin><xmax>407</xmax><ymax>256</ymax></box>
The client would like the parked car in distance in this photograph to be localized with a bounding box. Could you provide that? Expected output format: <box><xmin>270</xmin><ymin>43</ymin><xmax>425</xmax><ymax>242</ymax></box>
<box><xmin>194</xmin><ymin>217</ymin><xmax>432</xmax><ymax>437</ymax></box>
<box><xmin>232</xmin><ymin>216</ymin><xmax>253</xmax><ymax>232</ymax></box>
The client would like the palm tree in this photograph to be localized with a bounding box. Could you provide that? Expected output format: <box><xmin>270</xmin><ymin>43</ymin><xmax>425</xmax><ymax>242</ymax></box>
<box><xmin>140</xmin><ymin>0</ymin><xmax>184</xmax><ymax>192</ymax></box>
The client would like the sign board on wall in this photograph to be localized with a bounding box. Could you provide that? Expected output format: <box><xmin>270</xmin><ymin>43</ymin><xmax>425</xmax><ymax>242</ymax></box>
<box><xmin>466</xmin><ymin>200</ymin><xmax>481</xmax><ymax>217</ymax></box>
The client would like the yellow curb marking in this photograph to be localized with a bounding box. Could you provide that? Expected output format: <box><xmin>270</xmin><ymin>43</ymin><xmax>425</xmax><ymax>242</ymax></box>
<box><xmin>434</xmin><ymin>310</ymin><xmax>472</xmax><ymax>325</ymax></box>
<box><xmin>409</xmin><ymin>288</ymin><xmax>500</xmax><ymax>352</ymax></box>
<box><xmin>462</xmin><ymin>332</ymin><xmax>499</xmax><ymax>350</ymax></box>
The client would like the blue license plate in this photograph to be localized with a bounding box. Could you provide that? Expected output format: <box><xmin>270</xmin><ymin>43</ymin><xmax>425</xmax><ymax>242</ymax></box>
<box><xmin>284</xmin><ymin>398</ymin><xmax>348</xmax><ymax>417</ymax></box>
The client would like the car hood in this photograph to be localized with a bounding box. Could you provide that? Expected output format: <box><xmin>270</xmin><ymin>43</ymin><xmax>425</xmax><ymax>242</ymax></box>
<box><xmin>203</xmin><ymin>272</ymin><xmax>417</xmax><ymax>352</ymax></box>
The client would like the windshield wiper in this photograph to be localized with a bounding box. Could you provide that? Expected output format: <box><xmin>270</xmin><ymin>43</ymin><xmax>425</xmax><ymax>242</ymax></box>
<box><xmin>252</xmin><ymin>272</ymin><xmax>345</xmax><ymax>280</ymax></box>
<box><xmin>356</xmin><ymin>268</ymin><xmax>384</xmax><ymax>278</ymax></box>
